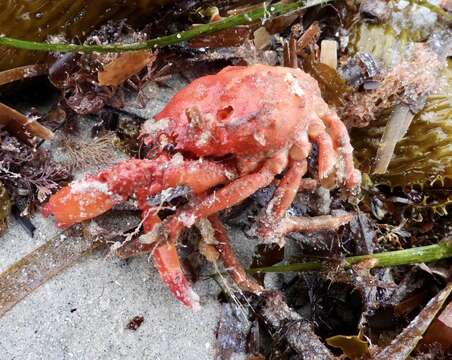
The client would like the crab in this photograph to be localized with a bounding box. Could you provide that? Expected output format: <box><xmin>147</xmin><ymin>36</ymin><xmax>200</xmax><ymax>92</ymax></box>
<box><xmin>42</xmin><ymin>64</ymin><xmax>360</xmax><ymax>310</ymax></box>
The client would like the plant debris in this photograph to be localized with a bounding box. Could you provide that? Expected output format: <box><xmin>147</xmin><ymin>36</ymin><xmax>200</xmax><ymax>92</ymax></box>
<box><xmin>0</xmin><ymin>181</ymin><xmax>11</xmax><ymax>234</ymax></box>
<box><xmin>0</xmin><ymin>102</ymin><xmax>54</xmax><ymax>144</ymax></box>
<box><xmin>421</xmin><ymin>299</ymin><xmax>452</xmax><ymax>352</ymax></box>
<box><xmin>326</xmin><ymin>333</ymin><xmax>369</xmax><ymax>359</ymax></box>
<box><xmin>254</xmin><ymin>291</ymin><xmax>334</xmax><ymax>359</ymax></box>
<box><xmin>0</xmin><ymin>64</ymin><xmax>48</xmax><ymax>86</ymax></box>
<box><xmin>126</xmin><ymin>315</ymin><xmax>145</xmax><ymax>331</ymax></box>
<box><xmin>97</xmin><ymin>51</ymin><xmax>155</xmax><ymax>87</ymax></box>
<box><xmin>214</xmin><ymin>303</ymin><xmax>248</xmax><ymax>360</ymax></box>
<box><xmin>371</xmin><ymin>282</ymin><xmax>452</xmax><ymax>360</ymax></box>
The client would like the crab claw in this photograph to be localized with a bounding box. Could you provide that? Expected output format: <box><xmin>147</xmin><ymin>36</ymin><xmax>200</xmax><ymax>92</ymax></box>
<box><xmin>42</xmin><ymin>159</ymin><xmax>159</xmax><ymax>228</ymax></box>
<box><xmin>41</xmin><ymin>180</ymin><xmax>115</xmax><ymax>228</ymax></box>
<box><xmin>152</xmin><ymin>244</ymin><xmax>201</xmax><ymax>310</ymax></box>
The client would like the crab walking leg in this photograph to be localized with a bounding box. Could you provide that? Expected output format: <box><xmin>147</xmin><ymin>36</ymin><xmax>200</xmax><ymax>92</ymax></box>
<box><xmin>152</xmin><ymin>243</ymin><xmax>201</xmax><ymax>310</ymax></box>
<box><xmin>142</xmin><ymin>211</ymin><xmax>202</xmax><ymax>310</ymax></box>
<box><xmin>275</xmin><ymin>213</ymin><xmax>355</xmax><ymax>237</ymax></box>
<box><xmin>321</xmin><ymin>113</ymin><xmax>361</xmax><ymax>189</ymax></box>
<box><xmin>117</xmin><ymin>209</ymin><xmax>201</xmax><ymax>309</ymax></box>
<box><xmin>257</xmin><ymin>160</ymin><xmax>307</xmax><ymax>239</ymax></box>
<box><xmin>209</xmin><ymin>215</ymin><xmax>263</xmax><ymax>294</ymax></box>
<box><xmin>165</xmin><ymin>151</ymin><xmax>289</xmax><ymax>243</ymax></box>
<box><xmin>307</xmin><ymin>117</ymin><xmax>337</xmax><ymax>187</ymax></box>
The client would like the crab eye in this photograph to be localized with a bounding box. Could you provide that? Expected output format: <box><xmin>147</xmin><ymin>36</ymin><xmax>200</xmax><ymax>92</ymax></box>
<box><xmin>216</xmin><ymin>106</ymin><xmax>234</xmax><ymax>121</ymax></box>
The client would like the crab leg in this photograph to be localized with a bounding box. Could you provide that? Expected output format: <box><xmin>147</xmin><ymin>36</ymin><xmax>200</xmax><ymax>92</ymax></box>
<box><xmin>307</xmin><ymin>117</ymin><xmax>337</xmax><ymax>187</ymax></box>
<box><xmin>165</xmin><ymin>151</ymin><xmax>289</xmax><ymax>243</ymax></box>
<box><xmin>274</xmin><ymin>213</ymin><xmax>355</xmax><ymax>238</ymax></box>
<box><xmin>321</xmin><ymin>113</ymin><xmax>361</xmax><ymax>190</ymax></box>
<box><xmin>152</xmin><ymin>243</ymin><xmax>201</xmax><ymax>310</ymax></box>
<box><xmin>209</xmin><ymin>215</ymin><xmax>263</xmax><ymax>294</ymax></box>
<box><xmin>117</xmin><ymin>208</ymin><xmax>201</xmax><ymax>309</ymax></box>
<box><xmin>257</xmin><ymin>160</ymin><xmax>307</xmax><ymax>240</ymax></box>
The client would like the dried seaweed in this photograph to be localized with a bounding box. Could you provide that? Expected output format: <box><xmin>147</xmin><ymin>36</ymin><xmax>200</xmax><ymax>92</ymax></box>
<box><xmin>214</xmin><ymin>303</ymin><xmax>248</xmax><ymax>360</ymax></box>
<box><xmin>97</xmin><ymin>51</ymin><xmax>156</xmax><ymax>86</ymax></box>
<box><xmin>325</xmin><ymin>333</ymin><xmax>369</xmax><ymax>359</ymax></box>
<box><xmin>0</xmin><ymin>64</ymin><xmax>48</xmax><ymax>86</ymax></box>
<box><xmin>421</xmin><ymin>300</ymin><xmax>452</xmax><ymax>352</ymax></box>
<box><xmin>255</xmin><ymin>291</ymin><xmax>334</xmax><ymax>359</ymax></box>
<box><xmin>302</xmin><ymin>53</ymin><xmax>352</xmax><ymax>108</ymax></box>
<box><xmin>47</xmin><ymin>22</ymin><xmax>150</xmax><ymax>115</ymax></box>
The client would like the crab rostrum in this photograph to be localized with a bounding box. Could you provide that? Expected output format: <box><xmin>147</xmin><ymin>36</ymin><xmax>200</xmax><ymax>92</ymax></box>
<box><xmin>43</xmin><ymin>65</ymin><xmax>360</xmax><ymax>309</ymax></box>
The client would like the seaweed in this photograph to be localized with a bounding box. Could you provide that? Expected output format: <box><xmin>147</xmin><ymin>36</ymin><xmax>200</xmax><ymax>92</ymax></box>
<box><xmin>58</xmin><ymin>132</ymin><xmax>118</xmax><ymax>170</ymax></box>
<box><xmin>0</xmin><ymin>130</ymin><xmax>70</xmax><ymax>214</ymax></box>
<box><xmin>352</xmin><ymin>62</ymin><xmax>452</xmax><ymax>188</ymax></box>
<box><xmin>0</xmin><ymin>181</ymin><xmax>11</xmax><ymax>234</ymax></box>
<box><xmin>371</xmin><ymin>282</ymin><xmax>452</xmax><ymax>360</ymax></box>
<box><xmin>0</xmin><ymin>0</ymin><xmax>175</xmax><ymax>70</ymax></box>
<box><xmin>0</xmin><ymin>223</ymin><xmax>111</xmax><ymax>317</ymax></box>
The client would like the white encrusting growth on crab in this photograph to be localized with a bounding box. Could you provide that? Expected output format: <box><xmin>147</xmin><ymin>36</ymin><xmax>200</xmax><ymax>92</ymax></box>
<box><xmin>178</xmin><ymin>212</ymin><xmax>196</xmax><ymax>227</ymax></box>
<box><xmin>69</xmin><ymin>179</ymin><xmax>110</xmax><ymax>194</ymax></box>
<box><xmin>253</xmin><ymin>132</ymin><xmax>267</xmax><ymax>146</ymax></box>
<box><xmin>284</xmin><ymin>72</ymin><xmax>305</xmax><ymax>97</ymax></box>
<box><xmin>142</xmin><ymin>117</ymin><xmax>170</xmax><ymax>135</ymax></box>
<box><xmin>196</xmin><ymin>130</ymin><xmax>212</xmax><ymax>146</ymax></box>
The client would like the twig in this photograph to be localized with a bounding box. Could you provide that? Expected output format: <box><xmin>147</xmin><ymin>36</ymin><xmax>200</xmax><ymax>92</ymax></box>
<box><xmin>0</xmin><ymin>1</ymin><xmax>331</xmax><ymax>54</ymax></box>
<box><xmin>0</xmin><ymin>102</ymin><xmax>54</xmax><ymax>144</ymax></box>
<box><xmin>0</xmin><ymin>64</ymin><xmax>48</xmax><ymax>86</ymax></box>
<box><xmin>249</xmin><ymin>239</ymin><xmax>452</xmax><ymax>273</ymax></box>
<box><xmin>372</xmin><ymin>282</ymin><xmax>452</xmax><ymax>360</ymax></box>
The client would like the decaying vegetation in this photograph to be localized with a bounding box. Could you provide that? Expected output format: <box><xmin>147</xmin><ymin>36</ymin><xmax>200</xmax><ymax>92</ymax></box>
<box><xmin>0</xmin><ymin>0</ymin><xmax>451</xmax><ymax>359</ymax></box>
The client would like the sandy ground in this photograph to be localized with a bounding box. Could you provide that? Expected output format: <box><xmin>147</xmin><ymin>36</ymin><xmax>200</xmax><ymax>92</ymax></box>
<box><xmin>0</xmin><ymin>75</ymin><xmax>257</xmax><ymax>359</ymax></box>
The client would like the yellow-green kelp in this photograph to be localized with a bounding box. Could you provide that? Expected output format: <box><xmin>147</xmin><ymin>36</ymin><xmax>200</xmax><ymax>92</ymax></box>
<box><xmin>352</xmin><ymin>62</ymin><xmax>452</xmax><ymax>188</ymax></box>
<box><xmin>348</xmin><ymin>1</ymin><xmax>450</xmax><ymax>189</ymax></box>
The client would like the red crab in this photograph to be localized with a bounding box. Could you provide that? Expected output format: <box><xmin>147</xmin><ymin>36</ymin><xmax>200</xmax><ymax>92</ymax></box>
<box><xmin>42</xmin><ymin>65</ymin><xmax>360</xmax><ymax>310</ymax></box>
